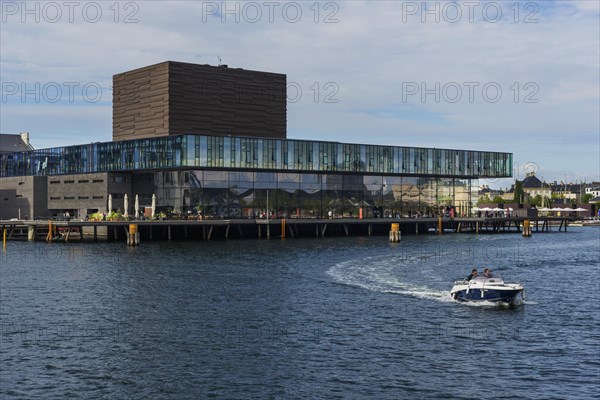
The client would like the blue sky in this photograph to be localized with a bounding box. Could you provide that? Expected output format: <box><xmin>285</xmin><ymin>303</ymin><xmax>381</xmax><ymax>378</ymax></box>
<box><xmin>1</xmin><ymin>0</ymin><xmax>598</xmax><ymax>189</ymax></box>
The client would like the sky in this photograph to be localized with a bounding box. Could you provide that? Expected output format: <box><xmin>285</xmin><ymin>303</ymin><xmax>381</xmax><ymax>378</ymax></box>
<box><xmin>1</xmin><ymin>0</ymin><xmax>598</xmax><ymax>189</ymax></box>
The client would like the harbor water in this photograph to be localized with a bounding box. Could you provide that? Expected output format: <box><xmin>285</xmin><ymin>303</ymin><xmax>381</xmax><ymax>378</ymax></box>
<box><xmin>1</xmin><ymin>228</ymin><xmax>599</xmax><ymax>399</ymax></box>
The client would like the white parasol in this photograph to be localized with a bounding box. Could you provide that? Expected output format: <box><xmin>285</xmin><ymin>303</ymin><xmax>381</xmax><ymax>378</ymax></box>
<box><xmin>151</xmin><ymin>194</ymin><xmax>156</xmax><ymax>218</ymax></box>
<box><xmin>123</xmin><ymin>194</ymin><xmax>129</xmax><ymax>218</ymax></box>
<box><xmin>135</xmin><ymin>194</ymin><xmax>140</xmax><ymax>219</ymax></box>
<box><xmin>108</xmin><ymin>194</ymin><xmax>112</xmax><ymax>213</ymax></box>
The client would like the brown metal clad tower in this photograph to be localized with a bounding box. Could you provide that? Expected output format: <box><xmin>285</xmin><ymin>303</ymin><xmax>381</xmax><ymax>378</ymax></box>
<box><xmin>112</xmin><ymin>61</ymin><xmax>287</xmax><ymax>141</ymax></box>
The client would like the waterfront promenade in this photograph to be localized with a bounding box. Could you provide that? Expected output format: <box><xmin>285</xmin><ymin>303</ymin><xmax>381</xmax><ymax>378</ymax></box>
<box><xmin>0</xmin><ymin>216</ymin><xmax>577</xmax><ymax>242</ymax></box>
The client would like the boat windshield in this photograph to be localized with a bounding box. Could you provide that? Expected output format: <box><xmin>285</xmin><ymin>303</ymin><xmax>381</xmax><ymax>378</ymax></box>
<box><xmin>471</xmin><ymin>274</ymin><xmax>504</xmax><ymax>284</ymax></box>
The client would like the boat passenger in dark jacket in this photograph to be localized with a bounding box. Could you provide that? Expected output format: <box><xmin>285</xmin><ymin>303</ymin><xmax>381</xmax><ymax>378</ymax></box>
<box><xmin>466</xmin><ymin>269</ymin><xmax>478</xmax><ymax>281</ymax></box>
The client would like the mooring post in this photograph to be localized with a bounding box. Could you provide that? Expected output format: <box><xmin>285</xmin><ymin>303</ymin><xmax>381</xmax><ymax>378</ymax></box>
<box><xmin>45</xmin><ymin>220</ymin><xmax>52</xmax><ymax>242</ymax></box>
<box><xmin>522</xmin><ymin>219</ymin><xmax>531</xmax><ymax>237</ymax></box>
<box><xmin>389</xmin><ymin>223</ymin><xmax>400</xmax><ymax>242</ymax></box>
<box><xmin>127</xmin><ymin>224</ymin><xmax>139</xmax><ymax>246</ymax></box>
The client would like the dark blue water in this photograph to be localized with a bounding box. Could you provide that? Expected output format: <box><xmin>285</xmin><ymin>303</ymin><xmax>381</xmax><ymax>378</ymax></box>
<box><xmin>1</xmin><ymin>228</ymin><xmax>599</xmax><ymax>399</ymax></box>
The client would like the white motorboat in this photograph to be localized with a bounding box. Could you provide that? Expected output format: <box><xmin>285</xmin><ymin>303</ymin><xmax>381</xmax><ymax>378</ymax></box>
<box><xmin>451</xmin><ymin>273</ymin><xmax>524</xmax><ymax>304</ymax></box>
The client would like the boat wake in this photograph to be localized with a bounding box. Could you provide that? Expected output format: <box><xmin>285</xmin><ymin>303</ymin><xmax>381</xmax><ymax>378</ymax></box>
<box><xmin>326</xmin><ymin>255</ymin><xmax>454</xmax><ymax>303</ymax></box>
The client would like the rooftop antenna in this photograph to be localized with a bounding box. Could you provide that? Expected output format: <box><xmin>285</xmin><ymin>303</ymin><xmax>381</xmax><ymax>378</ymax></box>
<box><xmin>196</xmin><ymin>55</ymin><xmax>222</xmax><ymax>67</ymax></box>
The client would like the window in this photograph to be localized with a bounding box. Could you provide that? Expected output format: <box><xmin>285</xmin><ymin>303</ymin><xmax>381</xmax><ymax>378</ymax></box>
<box><xmin>64</xmin><ymin>180</ymin><xmax>74</xmax><ymax>184</ymax></box>
<box><xmin>78</xmin><ymin>180</ymin><xmax>89</xmax><ymax>183</ymax></box>
<box><xmin>113</xmin><ymin>176</ymin><xmax>126</xmax><ymax>183</ymax></box>
<box><xmin>93</xmin><ymin>179</ymin><xmax>104</xmax><ymax>183</ymax></box>
<box><xmin>78</xmin><ymin>196</ymin><xmax>89</xmax><ymax>199</ymax></box>
<box><xmin>64</xmin><ymin>196</ymin><xmax>75</xmax><ymax>200</ymax></box>
<box><xmin>50</xmin><ymin>180</ymin><xmax>60</xmax><ymax>184</ymax></box>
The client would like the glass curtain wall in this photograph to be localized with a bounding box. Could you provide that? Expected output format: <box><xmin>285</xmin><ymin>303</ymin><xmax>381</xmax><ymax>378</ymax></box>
<box><xmin>1</xmin><ymin>134</ymin><xmax>511</xmax><ymax>179</ymax></box>
<box><xmin>159</xmin><ymin>171</ymin><xmax>479</xmax><ymax>218</ymax></box>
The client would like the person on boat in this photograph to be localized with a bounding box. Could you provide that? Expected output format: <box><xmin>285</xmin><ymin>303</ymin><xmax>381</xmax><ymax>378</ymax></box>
<box><xmin>466</xmin><ymin>268</ymin><xmax>478</xmax><ymax>281</ymax></box>
<box><xmin>483</xmin><ymin>268</ymin><xmax>494</xmax><ymax>278</ymax></box>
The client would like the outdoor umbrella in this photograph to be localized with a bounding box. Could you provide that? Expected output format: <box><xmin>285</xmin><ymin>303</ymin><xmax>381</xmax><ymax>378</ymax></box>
<box><xmin>135</xmin><ymin>195</ymin><xmax>140</xmax><ymax>219</ymax></box>
<box><xmin>108</xmin><ymin>194</ymin><xmax>112</xmax><ymax>213</ymax></box>
<box><xmin>151</xmin><ymin>194</ymin><xmax>156</xmax><ymax>218</ymax></box>
<box><xmin>123</xmin><ymin>194</ymin><xmax>129</xmax><ymax>218</ymax></box>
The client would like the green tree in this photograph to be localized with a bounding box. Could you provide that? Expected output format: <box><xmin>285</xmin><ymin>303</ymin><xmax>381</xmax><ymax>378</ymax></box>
<box><xmin>492</xmin><ymin>195</ymin><xmax>504</xmax><ymax>203</ymax></box>
<box><xmin>582</xmin><ymin>193</ymin><xmax>593</xmax><ymax>204</ymax></box>
<box><xmin>513</xmin><ymin>181</ymin><xmax>525</xmax><ymax>203</ymax></box>
<box><xmin>479</xmin><ymin>195</ymin><xmax>491</xmax><ymax>203</ymax></box>
<box><xmin>531</xmin><ymin>195</ymin><xmax>543</xmax><ymax>207</ymax></box>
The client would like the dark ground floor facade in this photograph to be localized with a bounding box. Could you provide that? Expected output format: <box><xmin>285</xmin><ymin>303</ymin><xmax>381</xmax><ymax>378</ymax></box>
<box><xmin>1</xmin><ymin>170</ymin><xmax>478</xmax><ymax>220</ymax></box>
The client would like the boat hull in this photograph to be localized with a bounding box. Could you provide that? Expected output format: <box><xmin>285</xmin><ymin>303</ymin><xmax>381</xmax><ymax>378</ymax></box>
<box><xmin>452</xmin><ymin>288</ymin><xmax>523</xmax><ymax>303</ymax></box>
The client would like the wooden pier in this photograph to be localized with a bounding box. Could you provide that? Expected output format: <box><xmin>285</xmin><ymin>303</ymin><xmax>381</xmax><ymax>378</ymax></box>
<box><xmin>0</xmin><ymin>216</ymin><xmax>578</xmax><ymax>243</ymax></box>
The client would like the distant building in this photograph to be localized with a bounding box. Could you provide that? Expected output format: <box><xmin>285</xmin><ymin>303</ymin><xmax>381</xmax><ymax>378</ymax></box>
<box><xmin>0</xmin><ymin>132</ymin><xmax>45</xmax><ymax>220</ymax></box>
<box><xmin>478</xmin><ymin>185</ymin><xmax>505</xmax><ymax>202</ymax></box>
<box><xmin>549</xmin><ymin>182</ymin><xmax>582</xmax><ymax>200</ymax></box>
<box><xmin>521</xmin><ymin>172</ymin><xmax>552</xmax><ymax>199</ymax></box>
<box><xmin>0</xmin><ymin>132</ymin><xmax>34</xmax><ymax>154</ymax></box>
<box><xmin>585</xmin><ymin>185</ymin><xmax>600</xmax><ymax>198</ymax></box>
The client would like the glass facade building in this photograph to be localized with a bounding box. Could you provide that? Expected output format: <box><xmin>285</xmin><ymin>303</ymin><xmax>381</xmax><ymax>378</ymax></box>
<box><xmin>0</xmin><ymin>134</ymin><xmax>512</xmax><ymax>218</ymax></box>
